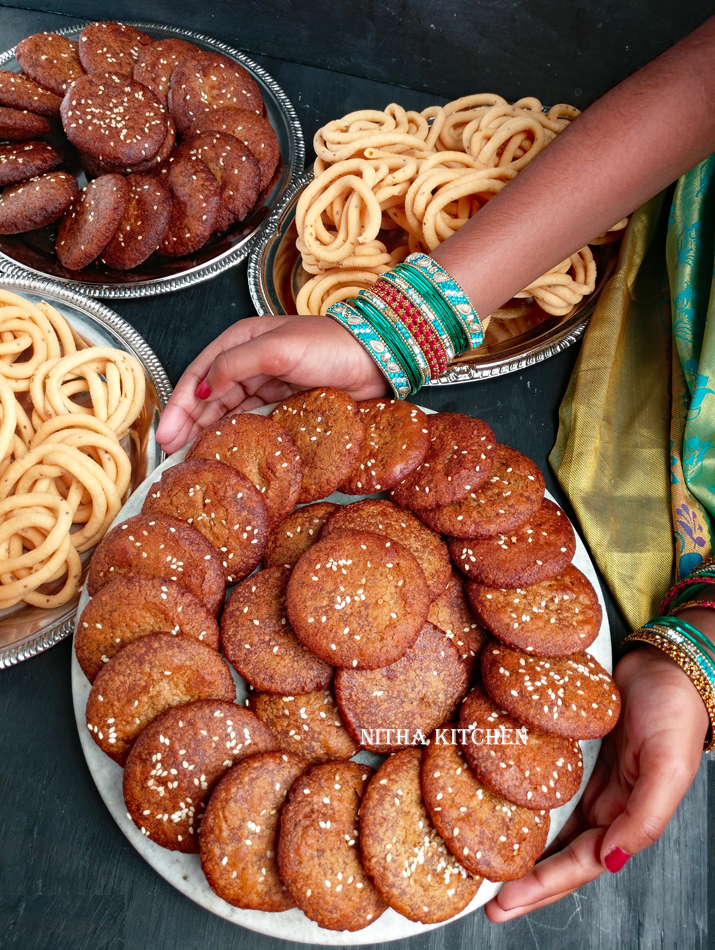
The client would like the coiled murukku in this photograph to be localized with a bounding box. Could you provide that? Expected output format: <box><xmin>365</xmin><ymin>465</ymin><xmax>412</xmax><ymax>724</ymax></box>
<box><xmin>0</xmin><ymin>290</ymin><xmax>146</xmax><ymax>609</ymax></box>
<box><xmin>296</xmin><ymin>94</ymin><xmax>628</xmax><ymax>320</ymax></box>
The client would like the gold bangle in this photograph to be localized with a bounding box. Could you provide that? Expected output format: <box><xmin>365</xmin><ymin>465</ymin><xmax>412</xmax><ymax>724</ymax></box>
<box><xmin>623</xmin><ymin>629</ymin><xmax>715</xmax><ymax>752</ymax></box>
<box><xmin>671</xmin><ymin>598</ymin><xmax>715</xmax><ymax>613</ymax></box>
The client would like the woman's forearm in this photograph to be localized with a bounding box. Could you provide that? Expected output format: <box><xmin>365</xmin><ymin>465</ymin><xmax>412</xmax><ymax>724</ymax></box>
<box><xmin>433</xmin><ymin>15</ymin><xmax>715</xmax><ymax>316</ymax></box>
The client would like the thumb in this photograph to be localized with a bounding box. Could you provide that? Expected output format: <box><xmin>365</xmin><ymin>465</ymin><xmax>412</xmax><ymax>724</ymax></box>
<box><xmin>600</xmin><ymin>728</ymin><xmax>702</xmax><ymax>871</ymax></box>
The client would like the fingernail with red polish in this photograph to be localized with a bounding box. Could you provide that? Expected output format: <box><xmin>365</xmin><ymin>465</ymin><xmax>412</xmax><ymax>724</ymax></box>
<box><xmin>195</xmin><ymin>380</ymin><xmax>211</xmax><ymax>400</ymax></box>
<box><xmin>604</xmin><ymin>847</ymin><xmax>630</xmax><ymax>873</ymax></box>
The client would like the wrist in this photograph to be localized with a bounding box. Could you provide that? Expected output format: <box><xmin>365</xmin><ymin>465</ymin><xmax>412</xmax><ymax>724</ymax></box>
<box><xmin>621</xmin><ymin>639</ymin><xmax>711</xmax><ymax>747</ymax></box>
<box><xmin>672</xmin><ymin>606</ymin><xmax>715</xmax><ymax>665</ymax></box>
<box><xmin>326</xmin><ymin>254</ymin><xmax>484</xmax><ymax>399</ymax></box>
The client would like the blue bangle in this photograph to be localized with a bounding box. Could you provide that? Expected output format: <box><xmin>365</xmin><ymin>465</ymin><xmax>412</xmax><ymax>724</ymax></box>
<box><xmin>325</xmin><ymin>301</ymin><xmax>411</xmax><ymax>399</ymax></box>
<box><xmin>357</xmin><ymin>289</ymin><xmax>430</xmax><ymax>389</ymax></box>
<box><xmin>404</xmin><ymin>251</ymin><xmax>485</xmax><ymax>349</ymax></box>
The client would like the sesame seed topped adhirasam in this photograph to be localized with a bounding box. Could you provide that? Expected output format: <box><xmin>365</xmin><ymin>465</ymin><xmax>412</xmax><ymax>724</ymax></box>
<box><xmin>339</xmin><ymin>398</ymin><xmax>431</xmax><ymax>495</ymax></box>
<box><xmin>422</xmin><ymin>732</ymin><xmax>550</xmax><ymax>881</ymax></box>
<box><xmin>419</xmin><ymin>443</ymin><xmax>545</xmax><ymax>539</ymax></box>
<box><xmin>448</xmin><ymin>497</ymin><xmax>576</xmax><ymax>588</ymax></box>
<box><xmin>458</xmin><ymin>684</ymin><xmax>583</xmax><ymax>810</ymax></box>
<box><xmin>466</xmin><ymin>563</ymin><xmax>602</xmax><ymax>656</ymax></box>
<box><xmin>123</xmin><ymin>698</ymin><xmax>275</xmax><ymax>852</ymax></box>
<box><xmin>269</xmin><ymin>387</ymin><xmax>366</xmax><ymax>504</ymax></box>
<box><xmin>200</xmin><ymin>751</ymin><xmax>306</xmax><ymax>911</ymax></box>
<box><xmin>277</xmin><ymin>761</ymin><xmax>387</xmax><ymax>932</ymax></box>
<box><xmin>361</xmin><ymin>748</ymin><xmax>481</xmax><ymax>924</ymax></box>
<box><xmin>287</xmin><ymin>529</ymin><xmax>430</xmax><ymax>669</ymax></box>
<box><xmin>391</xmin><ymin>412</ymin><xmax>496</xmax><ymax>511</ymax></box>
<box><xmin>481</xmin><ymin>643</ymin><xmax>621</xmax><ymax>739</ymax></box>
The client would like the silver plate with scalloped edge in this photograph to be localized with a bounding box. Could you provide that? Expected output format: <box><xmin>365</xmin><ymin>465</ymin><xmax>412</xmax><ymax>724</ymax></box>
<box><xmin>247</xmin><ymin>169</ymin><xmax>620</xmax><ymax>384</ymax></box>
<box><xmin>0</xmin><ymin>274</ymin><xmax>171</xmax><ymax>668</ymax></box>
<box><xmin>0</xmin><ymin>21</ymin><xmax>305</xmax><ymax>298</ymax></box>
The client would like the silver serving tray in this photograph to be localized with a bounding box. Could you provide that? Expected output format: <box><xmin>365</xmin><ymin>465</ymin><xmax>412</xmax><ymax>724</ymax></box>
<box><xmin>0</xmin><ymin>21</ymin><xmax>305</xmax><ymax>298</ymax></box>
<box><xmin>247</xmin><ymin>169</ymin><xmax>619</xmax><ymax>384</ymax></box>
<box><xmin>0</xmin><ymin>274</ymin><xmax>172</xmax><ymax>668</ymax></box>
<box><xmin>71</xmin><ymin>402</ymin><xmax>610</xmax><ymax>943</ymax></box>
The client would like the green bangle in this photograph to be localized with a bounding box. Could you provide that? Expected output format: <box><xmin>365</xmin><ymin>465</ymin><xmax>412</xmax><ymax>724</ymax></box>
<box><xmin>669</xmin><ymin>580</ymin><xmax>715</xmax><ymax>612</ymax></box>
<box><xmin>662</xmin><ymin>569</ymin><xmax>715</xmax><ymax>613</ymax></box>
<box><xmin>645</xmin><ymin>624</ymin><xmax>715</xmax><ymax>684</ymax></box>
<box><xmin>623</xmin><ymin>627</ymin><xmax>715</xmax><ymax>752</ymax></box>
<box><xmin>395</xmin><ymin>262</ymin><xmax>472</xmax><ymax>353</ymax></box>
<box><xmin>349</xmin><ymin>293</ymin><xmax>424</xmax><ymax>394</ymax></box>
<box><xmin>356</xmin><ymin>290</ymin><xmax>430</xmax><ymax>389</ymax></box>
<box><xmin>643</xmin><ymin>616</ymin><xmax>715</xmax><ymax>674</ymax></box>
<box><xmin>403</xmin><ymin>252</ymin><xmax>485</xmax><ymax>348</ymax></box>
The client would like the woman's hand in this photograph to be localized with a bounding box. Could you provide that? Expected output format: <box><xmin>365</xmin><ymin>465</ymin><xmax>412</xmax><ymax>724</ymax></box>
<box><xmin>155</xmin><ymin>314</ymin><xmax>387</xmax><ymax>454</ymax></box>
<box><xmin>486</xmin><ymin>644</ymin><xmax>708</xmax><ymax>921</ymax></box>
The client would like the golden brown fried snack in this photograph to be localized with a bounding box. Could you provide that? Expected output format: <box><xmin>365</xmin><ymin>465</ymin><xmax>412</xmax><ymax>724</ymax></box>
<box><xmin>248</xmin><ymin>690</ymin><xmax>359</xmax><ymax>764</ymax></box>
<box><xmin>277</xmin><ymin>761</ymin><xmax>387</xmax><ymax>931</ymax></box>
<box><xmin>421</xmin><ymin>731</ymin><xmax>550</xmax><ymax>881</ymax></box>
<box><xmin>322</xmin><ymin>498</ymin><xmax>451</xmax><ymax>601</ymax></box>
<box><xmin>87</xmin><ymin>513</ymin><xmax>225</xmax><ymax>616</ymax></box>
<box><xmin>334</xmin><ymin>623</ymin><xmax>468</xmax><ymax>753</ymax></box>
<box><xmin>85</xmin><ymin>632</ymin><xmax>235</xmax><ymax>765</ymax></box>
<box><xmin>269</xmin><ymin>388</ymin><xmax>365</xmax><ymax>504</ymax></box>
<box><xmin>123</xmin><ymin>699</ymin><xmax>276</xmax><ymax>852</ymax></box>
<box><xmin>221</xmin><ymin>566</ymin><xmax>333</xmax><ymax>695</ymax></box>
<box><xmin>200</xmin><ymin>751</ymin><xmax>306</xmax><ymax>910</ymax></box>
<box><xmin>76</xmin><ymin>575</ymin><xmax>219</xmax><ymax>683</ymax></box>
<box><xmin>287</xmin><ymin>529</ymin><xmax>430</xmax><ymax>670</ymax></box>
<box><xmin>187</xmin><ymin>411</ymin><xmax>302</xmax><ymax>526</ymax></box>
<box><xmin>262</xmin><ymin>501</ymin><xmax>339</xmax><ymax>569</ymax></box>
<box><xmin>142</xmin><ymin>458</ymin><xmax>269</xmax><ymax>584</ymax></box>
<box><xmin>361</xmin><ymin>748</ymin><xmax>481</xmax><ymax>923</ymax></box>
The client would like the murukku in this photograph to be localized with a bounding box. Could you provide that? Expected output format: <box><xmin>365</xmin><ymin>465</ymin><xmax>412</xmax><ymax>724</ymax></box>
<box><xmin>0</xmin><ymin>291</ymin><xmax>146</xmax><ymax>609</ymax></box>
<box><xmin>295</xmin><ymin>93</ymin><xmax>614</xmax><ymax>320</ymax></box>
<box><xmin>515</xmin><ymin>247</ymin><xmax>597</xmax><ymax>316</ymax></box>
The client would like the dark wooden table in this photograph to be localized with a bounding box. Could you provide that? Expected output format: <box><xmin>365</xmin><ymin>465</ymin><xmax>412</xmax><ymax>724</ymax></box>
<box><xmin>0</xmin><ymin>4</ymin><xmax>713</xmax><ymax>949</ymax></box>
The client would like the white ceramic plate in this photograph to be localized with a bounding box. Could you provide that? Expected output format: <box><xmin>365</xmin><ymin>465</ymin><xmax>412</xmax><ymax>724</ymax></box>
<box><xmin>71</xmin><ymin>404</ymin><xmax>611</xmax><ymax>943</ymax></box>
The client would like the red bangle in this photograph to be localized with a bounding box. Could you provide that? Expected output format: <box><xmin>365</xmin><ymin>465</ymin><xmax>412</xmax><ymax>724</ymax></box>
<box><xmin>370</xmin><ymin>279</ymin><xmax>449</xmax><ymax>377</ymax></box>
<box><xmin>662</xmin><ymin>575</ymin><xmax>715</xmax><ymax>614</ymax></box>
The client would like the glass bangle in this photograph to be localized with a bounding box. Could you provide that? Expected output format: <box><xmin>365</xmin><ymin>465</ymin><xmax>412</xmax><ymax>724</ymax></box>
<box><xmin>644</xmin><ymin>623</ymin><xmax>715</xmax><ymax>686</ymax></box>
<box><xmin>395</xmin><ymin>262</ymin><xmax>475</xmax><ymax>353</ymax></box>
<box><xmin>376</xmin><ymin>269</ymin><xmax>457</xmax><ymax>356</ymax></box>
<box><xmin>673</xmin><ymin>599</ymin><xmax>715</xmax><ymax>613</ymax></box>
<box><xmin>642</xmin><ymin>619</ymin><xmax>715</xmax><ymax>681</ymax></box>
<box><xmin>354</xmin><ymin>291</ymin><xmax>429</xmax><ymax>390</ymax></box>
<box><xmin>404</xmin><ymin>252</ymin><xmax>485</xmax><ymax>348</ymax></box>
<box><xmin>663</xmin><ymin>574</ymin><xmax>715</xmax><ymax>613</ymax></box>
<box><xmin>644</xmin><ymin>615</ymin><xmax>715</xmax><ymax>662</ymax></box>
<box><xmin>623</xmin><ymin>628</ymin><xmax>715</xmax><ymax>751</ymax></box>
<box><xmin>368</xmin><ymin>281</ymin><xmax>450</xmax><ymax>377</ymax></box>
<box><xmin>350</xmin><ymin>293</ymin><xmax>425</xmax><ymax>393</ymax></box>
<box><xmin>325</xmin><ymin>300</ymin><xmax>411</xmax><ymax>399</ymax></box>
<box><xmin>379</xmin><ymin>269</ymin><xmax>460</xmax><ymax>358</ymax></box>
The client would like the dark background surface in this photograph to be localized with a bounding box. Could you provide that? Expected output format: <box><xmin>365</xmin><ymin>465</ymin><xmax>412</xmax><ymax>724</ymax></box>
<box><xmin>0</xmin><ymin>3</ymin><xmax>714</xmax><ymax>949</ymax></box>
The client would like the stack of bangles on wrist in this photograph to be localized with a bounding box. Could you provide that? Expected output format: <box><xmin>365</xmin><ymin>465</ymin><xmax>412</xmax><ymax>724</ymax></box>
<box><xmin>624</xmin><ymin>556</ymin><xmax>715</xmax><ymax>751</ymax></box>
<box><xmin>326</xmin><ymin>252</ymin><xmax>483</xmax><ymax>397</ymax></box>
